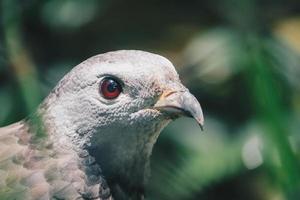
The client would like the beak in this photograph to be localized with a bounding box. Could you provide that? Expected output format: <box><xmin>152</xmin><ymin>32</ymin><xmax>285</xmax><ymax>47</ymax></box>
<box><xmin>154</xmin><ymin>90</ymin><xmax>204</xmax><ymax>130</ymax></box>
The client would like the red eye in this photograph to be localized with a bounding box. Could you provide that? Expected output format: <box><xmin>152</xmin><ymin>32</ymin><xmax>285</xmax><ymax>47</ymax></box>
<box><xmin>100</xmin><ymin>77</ymin><xmax>122</xmax><ymax>99</ymax></box>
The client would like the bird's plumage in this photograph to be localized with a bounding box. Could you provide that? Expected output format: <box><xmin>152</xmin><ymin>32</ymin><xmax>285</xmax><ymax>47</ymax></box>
<box><xmin>0</xmin><ymin>120</ymin><xmax>113</xmax><ymax>200</ymax></box>
<box><xmin>0</xmin><ymin>50</ymin><xmax>203</xmax><ymax>200</ymax></box>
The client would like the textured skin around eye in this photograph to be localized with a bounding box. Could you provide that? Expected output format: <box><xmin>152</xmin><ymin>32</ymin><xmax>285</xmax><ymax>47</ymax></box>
<box><xmin>100</xmin><ymin>78</ymin><xmax>122</xmax><ymax>99</ymax></box>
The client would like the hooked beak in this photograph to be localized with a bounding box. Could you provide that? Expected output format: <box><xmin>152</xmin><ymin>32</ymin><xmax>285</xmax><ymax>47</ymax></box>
<box><xmin>154</xmin><ymin>90</ymin><xmax>204</xmax><ymax>130</ymax></box>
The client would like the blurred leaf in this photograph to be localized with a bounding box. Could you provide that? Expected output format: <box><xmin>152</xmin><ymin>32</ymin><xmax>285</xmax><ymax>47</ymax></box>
<box><xmin>2</xmin><ymin>0</ymin><xmax>42</xmax><ymax>113</ymax></box>
<box><xmin>41</xmin><ymin>0</ymin><xmax>105</xmax><ymax>30</ymax></box>
<box><xmin>246</xmin><ymin>36</ymin><xmax>300</xmax><ymax>198</ymax></box>
<box><xmin>266</xmin><ymin>38</ymin><xmax>300</xmax><ymax>91</ymax></box>
<box><xmin>182</xmin><ymin>28</ymin><xmax>244</xmax><ymax>85</ymax></box>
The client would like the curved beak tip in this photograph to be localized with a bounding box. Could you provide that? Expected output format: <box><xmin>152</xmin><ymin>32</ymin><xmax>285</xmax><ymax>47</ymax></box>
<box><xmin>196</xmin><ymin>118</ymin><xmax>204</xmax><ymax>131</ymax></box>
<box><xmin>199</xmin><ymin>125</ymin><xmax>204</xmax><ymax>131</ymax></box>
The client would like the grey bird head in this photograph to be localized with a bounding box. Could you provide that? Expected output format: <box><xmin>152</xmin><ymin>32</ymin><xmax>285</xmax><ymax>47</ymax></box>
<box><xmin>38</xmin><ymin>50</ymin><xmax>204</xmax><ymax>199</ymax></box>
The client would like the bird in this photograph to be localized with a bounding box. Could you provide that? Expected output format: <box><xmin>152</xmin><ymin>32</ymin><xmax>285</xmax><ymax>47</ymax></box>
<box><xmin>0</xmin><ymin>50</ymin><xmax>204</xmax><ymax>200</ymax></box>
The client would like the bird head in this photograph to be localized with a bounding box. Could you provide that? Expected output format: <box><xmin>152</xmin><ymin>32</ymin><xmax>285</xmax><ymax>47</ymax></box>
<box><xmin>41</xmin><ymin>50</ymin><xmax>204</xmax><ymax>198</ymax></box>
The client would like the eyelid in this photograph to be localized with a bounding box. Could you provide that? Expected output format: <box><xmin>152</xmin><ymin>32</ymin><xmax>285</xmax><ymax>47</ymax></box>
<box><xmin>98</xmin><ymin>74</ymin><xmax>125</xmax><ymax>88</ymax></box>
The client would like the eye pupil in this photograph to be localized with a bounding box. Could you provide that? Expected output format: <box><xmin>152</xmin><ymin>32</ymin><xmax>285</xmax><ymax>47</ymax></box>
<box><xmin>107</xmin><ymin>80</ymin><xmax>118</xmax><ymax>92</ymax></box>
<box><xmin>100</xmin><ymin>77</ymin><xmax>122</xmax><ymax>99</ymax></box>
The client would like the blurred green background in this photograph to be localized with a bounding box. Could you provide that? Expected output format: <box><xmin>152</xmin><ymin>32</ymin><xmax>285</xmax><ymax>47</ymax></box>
<box><xmin>1</xmin><ymin>0</ymin><xmax>300</xmax><ymax>199</ymax></box>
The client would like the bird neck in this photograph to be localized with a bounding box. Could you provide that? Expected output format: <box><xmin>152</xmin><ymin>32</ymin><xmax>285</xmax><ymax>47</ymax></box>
<box><xmin>87</xmin><ymin>124</ymin><xmax>168</xmax><ymax>199</ymax></box>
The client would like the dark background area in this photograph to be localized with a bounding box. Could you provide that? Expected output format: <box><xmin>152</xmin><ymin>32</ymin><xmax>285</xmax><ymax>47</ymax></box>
<box><xmin>1</xmin><ymin>0</ymin><xmax>300</xmax><ymax>199</ymax></box>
